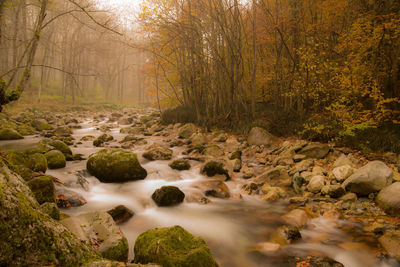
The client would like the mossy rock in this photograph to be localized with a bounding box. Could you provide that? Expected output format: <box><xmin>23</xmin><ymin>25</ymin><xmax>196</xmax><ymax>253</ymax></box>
<box><xmin>53</xmin><ymin>126</ymin><xmax>73</xmax><ymax>137</ymax></box>
<box><xmin>143</xmin><ymin>145</ymin><xmax>173</xmax><ymax>161</ymax></box>
<box><xmin>31</xmin><ymin>119</ymin><xmax>53</xmax><ymax>131</ymax></box>
<box><xmin>178</xmin><ymin>123</ymin><xmax>197</xmax><ymax>139</ymax></box>
<box><xmin>45</xmin><ymin>150</ymin><xmax>66</xmax><ymax>169</ymax></box>
<box><xmin>169</xmin><ymin>159</ymin><xmax>191</xmax><ymax>171</ymax></box>
<box><xmin>201</xmin><ymin>159</ymin><xmax>231</xmax><ymax>180</ymax></box>
<box><xmin>52</xmin><ymin>136</ymin><xmax>73</xmax><ymax>146</ymax></box>
<box><xmin>152</xmin><ymin>186</ymin><xmax>185</xmax><ymax>207</ymax></box>
<box><xmin>61</xmin><ymin>211</ymin><xmax>128</xmax><ymax>262</ymax></box>
<box><xmin>16</xmin><ymin>123</ymin><xmax>35</xmax><ymax>135</ymax></box>
<box><xmin>27</xmin><ymin>176</ymin><xmax>56</xmax><ymax>204</ymax></box>
<box><xmin>86</xmin><ymin>149</ymin><xmax>147</xmax><ymax>183</ymax></box>
<box><xmin>27</xmin><ymin>153</ymin><xmax>47</xmax><ymax>173</ymax></box>
<box><xmin>25</xmin><ymin>143</ymin><xmax>53</xmax><ymax>155</ymax></box>
<box><xmin>46</xmin><ymin>140</ymin><xmax>72</xmax><ymax>156</ymax></box>
<box><xmin>229</xmin><ymin>151</ymin><xmax>242</xmax><ymax>160</ymax></box>
<box><xmin>93</xmin><ymin>134</ymin><xmax>114</xmax><ymax>147</ymax></box>
<box><xmin>3</xmin><ymin>150</ymin><xmax>33</xmax><ymax>180</ymax></box>
<box><xmin>0</xmin><ymin>128</ymin><xmax>23</xmax><ymax>140</ymax></box>
<box><xmin>107</xmin><ymin>205</ymin><xmax>134</xmax><ymax>224</ymax></box>
<box><xmin>134</xmin><ymin>225</ymin><xmax>218</xmax><ymax>267</ymax></box>
<box><xmin>0</xmin><ymin>161</ymin><xmax>101</xmax><ymax>265</ymax></box>
<box><xmin>40</xmin><ymin>202</ymin><xmax>60</xmax><ymax>220</ymax></box>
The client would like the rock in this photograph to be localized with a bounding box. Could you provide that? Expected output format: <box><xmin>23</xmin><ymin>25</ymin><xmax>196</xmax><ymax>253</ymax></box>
<box><xmin>0</xmin><ymin>128</ymin><xmax>23</xmax><ymax>140</ymax></box>
<box><xmin>232</xmin><ymin>159</ymin><xmax>242</xmax><ymax>172</ymax></box>
<box><xmin>327</xmin><ymin>185</ymin><xmax>346</xmax><ymax>198</ymax></box>
<box><xmin>343</xmin><ymin>161</ymin><xmax>393</xmax><ymax>196</ymax></box>
<box><xmin>247</xmin><ymin>127</ymin><xmax>277</xmax><ymax>146</ymax></box>
<box><xmin>61</xmin><ymin>211</ymin><xmax>128</xmax><ymax>262</ymax></box>
<box><xmin>27</xmin><ymin>153</ymin><xmax>47</xmax><ymax>173</ymax></box>
<box><xmin>333</xmin><ymin>154</ymin><xmax>354</xmax><ymax>168</ymax></box>
<box><xmin>241</xmin><ymin>183</ymin><xmax>259</xmax><ymax>195</ymax></box>
<box><xmin>229</xmin><ymin>151</ymin><xmax>242</xmax><ymax>160</ymax></box>
<box><xmin>56</xmin><ymin>187</ymin><xmax>87</xmax><ymax>208</ymax></box>
<box><xmin>87</xmin><ymin>149</ymin><xmax>147</xmax><ymax>183</ymax></box>
<box><xmin>107</xmin><ymin>205</ymin><xmax>134</xmax><ymax>224</ymax></box>
<box><xmin>0</xmin><ymin>160</ymin><xmax>100</xmax><ymax>266</ymax></box>
<box><xmin>185</xmin><ymin>191</ymin><xmax>211</xmax><ymax>204</ymax></box>
<box><xmin>261</xmin><ymin>190</ymin><xmax>280</xmax><ymax>201</ymax></box>
<box><xmin>143</xmin><ymin>144</ymin><xmax>173</xmax><ymax>160</ymax></box>
<box><xmin>152</xmin><ymin>186</ymin><xmax>185</xmax><ymax>207</ymax></box>
<box><xmin>379</xmin><ymin>231</ymin><xmax>400</xmax><ymax>261</ymax></box>
<box><xmin>201</xmin><ymin>159</ymin><xmax>232</xmax><ymax>181</ymax></box>
<box><xmin>253</xmin><ymin>242</ymin><xmax>281</xmax><ymax>254</ymax></box>
<box><xmin>41</xmin><ymin>202</ymin><xmax>60</xmax><ymax>220</ymax></box>
<box><xmin>307</xmin><ymin>175</ymin><xmax>325</xmax><ymax>193</ymax></box>
<box><xmin>254</xmin><ymin>166</ymin><xmax>291</xmax><ymax>187</ymax></box>
<box><xmin>31</xmin><ymin>119</ymin><xmax>53</xmax><ymax>131</ymax></box>
<box><xmin>212</xmin><ymin>132</ymin><xmax>227</xmax><ymax>142</ymax></box>
<box><xmin>203</xmin><ymin>144</ymin><xmax>224</xmax><ymax>157</ymax></box>
<box><xmin>169</xmin><ymin>159</ymin><xmax>191</xmax><ymax>170</ymax></box>
<box><xmin>261</xmin><ymin>185</ymin><xmax>287</xmax><ymax>198</ymax></box>
<box><xmin>271</xmin><ymin>226</ymin><xmax>302</xmax><ymax>245</ymax></box>
<box><xmin>178</xmin><ymin>123</ymin><xmax>197</xmax><ymax>139</ymax></box>
<box><xmin>282</xmin><ymin>209</ymin><xmax>308</xmax><ymax>228</ymax></box>
<box><xmin>47</xmin><ymin>140</ymin><xmax>72</xmax><ymax>157</ymax></box>
<box><xmin>53</xmin><ymin>126</ymin><xmax>73</xmax><ymax>137</ymax></box>
<box><xmin>191</xmin><ymin>179</ymin><xmax>230</xmax><ymax>199</ymax></box>
<box><xmin>376</xmin><ymin>182</ymin><xmax>400</xmax><ymax>216</ymax></box>
<box><xmin>27</xmin><ymin>176</ymin><xmax>56</xmax><ymax>204</ymax></box>
<box><xmin>81</xmin><ymin>135</ymin><xmax>95</xmax><ymax>141</ymax></box>
<box><xmin>293</xmin><ymin>154</ymin><xmax>306</xmax><ymax>162</ymax></box>
<box><xmin>332</xmin><ymin>165</ymin><xmax>354</xmax><ymax>182</ymax></box>
<box><xmin>133</xmin><ymin>225</ymin><xmax>218</xmax><ymax>267</ymax></box>
<box><xmin>45</xmin><ymin>150</ymin><xmax>66</xmax><ymax>169</ymax></box>
<box><xmin>298</xmin><ymin>143</ymin><xmax>330</xmax><ymax>159</ymax></box>
<box><xmin>93</xmin><ymin>134</ymin><xmax>114</xmax><ymax>147</ymax></box>
<box><xmin>340</xmin><ymin>192</ymin><xmax>357</xmax><ymax>202</ymax></box>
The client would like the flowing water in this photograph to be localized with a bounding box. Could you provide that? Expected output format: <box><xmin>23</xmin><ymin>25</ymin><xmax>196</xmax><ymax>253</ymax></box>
<box><xmin>1</xmin><ymin>117</ymin><xmax>399</xmax><ymax>267</ymax></box>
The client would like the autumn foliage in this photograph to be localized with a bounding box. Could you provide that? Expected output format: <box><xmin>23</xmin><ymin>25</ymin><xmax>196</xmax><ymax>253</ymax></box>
<box><xmin>139</xmin><ymin>0</ymin><xmax>400</xmax><ymax>152</ymax></box>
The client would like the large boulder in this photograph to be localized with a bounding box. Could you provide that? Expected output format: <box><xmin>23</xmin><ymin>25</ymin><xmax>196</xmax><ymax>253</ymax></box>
<box><xmin>134</xmin><ymin>225</ymin><xmax>218</xmax><ymax>267</ymax></box>
<box><xmin>247</xmin><ymin>127</ymin><xmax>277</xmax><ymax>146</ymax></box>
<box><xmin>27</xmin><ymin>176</ymin><xmax>56</xmax><ymax>204</ymax></box>
<box><xmin>178</xmin><ymin>123</ymin><xmax>197</xmax><ymax>139</ymax></box>
<box><xmin>31</xmin><ymin>119</ymin><xmax>53</xmax><ymax>131</ymax></box>
<box><xmin>0</xmin><ymin>160</ymin><xmax>101</xmax><ymax>266</ymax></box>
<box><xmin>376</xmin><ymin>182</ymin><xmax>400</xmax><ymax>216</ymax></box>
<box><xmin>61</xmin><ymin>211</ymin><xmax>128</xmax><ymax>262</ymax></box>
<box><xmin>297</xmin><ymin>144</ymin><xmax>330</xmax><ymax>159</ymax></box>
<box><xmin>87</xmin><ymin>149</ymin><xmax>147</xmax><ymax>183</ymax></box>
<box><xmin>190</xmin><ymin>133</ymin><xmax>207</xmax><ymax>149</ymax></box>
<box><xmin>343</xmin><ymin>161</ymin><xmax>393</xmax><ymax>196</ymax></box>
<box><xmin>143</xmin><ymin>144</ymin><xmax>173</xmax><ymax>161</ymax></box>
<box><xmin>0</xmin><ymin>128</ymin><xmax>23</xmax><ymax>140</ymax></box>
<box><xmin>45</xmin><ymin>150</ymin><xmax>66</xmax><ymax>169</ymax></box>
<box><xmin>46</xmin><ymin>140</ymin><xmax>72</xmax><ymax>157</ymax></box>
<box><xmin>190</xmin><ymin>179</ymin><xmax>230</xmax><ymax>199</ymax></box>
<box><xmin>152</xmin><ymin>186</ymin><xmax>185</xmax><ymax>207</ymax></box>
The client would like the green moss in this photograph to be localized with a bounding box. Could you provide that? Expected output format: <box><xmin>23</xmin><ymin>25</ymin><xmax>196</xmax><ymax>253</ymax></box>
<box><xmin>93</xmin><ymin>134</ymin><xmax>114</xmax><ymax>147</ymax></box>
<box><xmin>0</xmin><ymin>182</ymin><xmax>3</xmax><ymax>206</ymax></box>
<box><xmin>201</xmin><ymin>160</ymin><xmax>230</xmax><ymax>180</ymax></box>
<box><xmin>152</xmin><ymin>186</ymin><xmax>185</xmax><ymax>207</ymax></box>
<box><xmin>134</xmin><ymin>226</ymin><xmax>218</xmax><ymax>267</ymax></box>
<box><xmin>86</xmin><ymin>149</ymin><xmax>147</xmax><ymax>183</ymax></box>
<box><xmin>41</xmin><ymin>202</ymin><xmax>60</xmax><ymax>220</ymax></box>
<box><xmin>52</xmin><ymin>136</ymin><xmax>73</xmax><ymax>145</ymax></box>
<box><xmin>27</xmin><ymin>153</ymin><xmax>47</xmax><ymax>172</ymax></box>
<box><xmin>27</xmin><ymin>176</ymin><xmax>56</xmax><ymax>204</ymax></box>
<box><xmin>229</xmin><ymin>151</ymin><xmax>242</xmax><ymax>160</ymax></box>
<box><xmin>0</xmin><ymin>128</ymin><xmax>23</xmax><ymax>140</ymax></box>
<box><xmin>16</xmin><ymin>123</ymin><xmax>35</xmax><ymax>135</ymax></box>
<box><xmin>101</xmin><ymin>237</ymin><xmax>129</xmax><ymax>262</ymax></box>
<box><xmin>169</xmin><ymin>159</ymin><xmax>191</xmax><ymax>171</ymax></box>
<box><xmin>45</xmin><ymin>150</ymin><xmax>66</xmax><ymax>169</ymax></box>
<box><xmin>47</xmin><ymin>140</ymin><xmax>72</xmax><ymax>156</ymax></box>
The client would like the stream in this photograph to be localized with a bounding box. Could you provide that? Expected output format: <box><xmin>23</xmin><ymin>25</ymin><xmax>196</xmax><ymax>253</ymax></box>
<box><xmin>1</xmin><ymin>115</ymin><xmax>399</xmax><ymax>267</ymax></box>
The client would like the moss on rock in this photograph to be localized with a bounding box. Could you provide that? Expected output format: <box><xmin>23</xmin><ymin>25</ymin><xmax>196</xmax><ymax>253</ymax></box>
<box><xmin>93</xmin><ymin>134</ymin><xmax>114</xmax><ymax>147</ymax></box>
<box><xmin>0</xmin><ymin>128</ymin><xmax>23</xmax><ymax>140</ymax></box>
<box><xmin>169</xmin><ymin>159</ymin><xmax>191</xmax><ymax>171</ymax></box>
<box><xmin>41</xmin><ymin>202</ymin><xmax>60</xmax><ymax>220</ymax></box>
<box><xmin>87</xmin><ymin>149</ymin><xmax>147</xmax><ymax>183</ymax></box>
<box><xmin>101</xmin><ymin>237</ymin><xmax>129</xmax><ymax>262</ymax></box>
<box><xmin>0</xmin><ymin>160</ymin><xmax>101</xmax><ymax>266</ymax></box>
<box><xmin>27</xmin><ymin>176</ymin><xmax>56</xmax><ymax>204</ymax></box>
<box><xmin>45</xmin><ymin>150</ymin><xmax>66</xmax><ymax>169</ymax></box>
<box><xmin>27</xmin><ymin>153</ymin><xmax>47</xmax><ymax>173</ymax></box>
<box><xmin>152</xmin><ymin>186</ymin><xmax>185</xmax><ymax>207</ymax></box>
<box><xmin>134</xmin><ymin>225</ymin><xmax>218</xmax><ymax>267</ymax></box>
